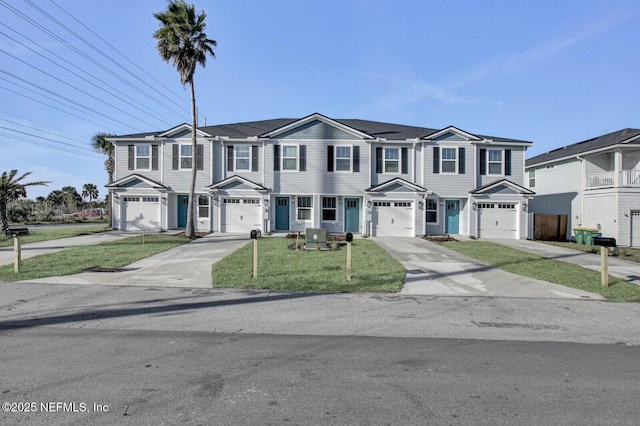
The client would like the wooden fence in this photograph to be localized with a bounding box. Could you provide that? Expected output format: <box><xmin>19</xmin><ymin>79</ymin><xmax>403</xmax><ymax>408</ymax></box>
<box><xmin>533</xmin><ymin>214</ymin><xmax>568</xmax><ymax>241</ymax></box>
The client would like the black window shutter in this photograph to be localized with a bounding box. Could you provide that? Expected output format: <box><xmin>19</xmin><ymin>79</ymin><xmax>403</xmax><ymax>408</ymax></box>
<box><xmin>251</xmin><ymin>145</ymin><xmax>259</xmax><ymax>171</ymax></box>
<box><xmin>480</xmin><ymin>149</ymin><xmax>487</xmax><ymax>175</ymax></box>
<box><xmin>353</xmin><ymin>146</ymin><xmax>360</xmax><ymax>172</ymax></box>
<box><xmin>433</xmin><ymin>147</ymin><xmax>440</xmax><ymax>174</ymax></box>
<box><xmin>458</xmin><ymin>147</ymin><xmax>465</xmax><ymax>174</ymax></box>
<box><xmin>172</xmin><ymin>144</ymin><xmax>179</xmax><ymax>170</ymax></box>
<box><xmin>300</xmin><ymin>145</ymin><xmax>306</xmax><ymax>171</ymax></box>
<box><xmin>505</xmin><ymin>149</ymin><xmax>512</xmax><ymax>176</ymax></box>
<box><xmin>227</xmin><ymin>146</ymin><xmax>234</xmax><ymax>172</ymax></box>
<box><xmin>376</xmin><ymin>147</ymin><xmax>382</xmax><ymax>173</ymax></box>
<box><xmin>273</xmin><ymin>145</ymin><xmax>280</xmax><ymax>171</ymax></box>
<box><xmin>128</xmin><ymin>145</ymin><xmax>134</xmax><ymax>170</ymax></box>
<box><xmin>327</xmin><ymin>145</ymin><xmax>334</xmax><ymax>172</ymax></box>
<box><xmin>196</xmin><ymin>144</ymin><xmax>204</xmax><ymax>170</ymax></box>
<box><xmin>151</xmin><ymin>145</ymin><xmax>158</xmax><ymax>170</ymax></box>
<box><xmin>401</xmin><ymin>147</ymin><xmax>408</xmax><ymax>174</ymax></box>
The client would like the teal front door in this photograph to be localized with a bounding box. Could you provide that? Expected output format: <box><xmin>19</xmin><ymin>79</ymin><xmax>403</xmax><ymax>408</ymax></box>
<box><xmin>344</xmin><ymin>198</ymin><xmax>359</xmax><ymax>232</ymax></box>
<box><xmin>177</xmin><ymin>195</ymin><xmax>189</xmax><ymax>228</ymax></box>
<box><xmin>275</xmin><ymin>197</ymin><xmax>289</xmax><ymax>230</ymax></box>
<box><xmin>445</xmin><ymin>200</ymin><xmax>459</xmax><ymax>234</ymax></box>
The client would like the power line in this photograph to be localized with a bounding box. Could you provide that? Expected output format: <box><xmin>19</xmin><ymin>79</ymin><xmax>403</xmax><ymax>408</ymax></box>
<box><xmin>0</xmin><ymin>116</ymin><xmax>91</xmax><ymax>147</ymax></box>
<box><xmin>0</xmin><ymin>131</ymin><xmax>100</xmax><ymax>159</ymax></box>
<box><xmin>0</xmin><ymin>125</ymin><xmax>96</xmax><ymax>153</ymax></box>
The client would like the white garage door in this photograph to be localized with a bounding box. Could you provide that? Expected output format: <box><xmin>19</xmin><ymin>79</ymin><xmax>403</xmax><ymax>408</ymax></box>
<box><xmin>221</xmin><ymin>198</ymin><xmax>262</xmax><ymax>233</ymax></box>
<box><xmin>121</xmin><ymin>196</ymin><xmax>161</xmax><ymax>231</ymax></box>
<box><xmin>373</xmin><ymin>201</ymin><xmax>414</xmax><ymax>237</ymax></box>
<box><xmin>477</xmin><ymin>202</ymin><xmax>518</xmax><ymax>239</ymax></box>
<box><xmin>631</xmin><ymin>210</ymin><xmax>640</xmax><ymax>247</ymax></box>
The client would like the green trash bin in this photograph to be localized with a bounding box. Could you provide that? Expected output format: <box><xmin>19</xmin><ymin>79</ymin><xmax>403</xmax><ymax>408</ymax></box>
<box><xmin>583</xmin><ymin>229</ymin><xmax>600</xmax><ymax>246</ymax></box>
<box><xmin>574</xmin><ymin>229</ymin><xmax>584</xmax><ymax>245</ymax></box>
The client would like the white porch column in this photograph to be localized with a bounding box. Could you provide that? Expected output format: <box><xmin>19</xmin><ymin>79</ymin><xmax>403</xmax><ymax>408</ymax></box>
<box><xmin>615</xmin><ymin>149</ymin><xmax>623</xmax><ymax>187</ymax></box>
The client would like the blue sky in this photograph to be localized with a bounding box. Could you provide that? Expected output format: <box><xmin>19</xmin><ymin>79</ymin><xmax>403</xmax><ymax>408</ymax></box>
<box><xmin>1</xmin><ymin>0</ymin><xmax>639</xmax><ymax>200</ymax></box>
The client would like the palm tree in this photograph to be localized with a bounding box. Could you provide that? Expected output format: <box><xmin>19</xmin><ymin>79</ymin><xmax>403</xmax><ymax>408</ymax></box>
<box><xmin>82</xmin><ymin>183</ymin><xmax>99</xmax><ymax>207</ymax></box>
<box><xmin>91</xmin><ymin>133</ymin><xmax>116</xmax><ymax>183</ymax></box>
<box><xmin>0</xmin><ymin>170</ymin><xmax>49</xmax><ymax>233</ymax></box>
<box><xmin>61</xmin><ymin>186</ymin><xmax>82</xmax><ymax>209</ymax></box>
<box><xmin>153</xmin><ymin>0</ymin><xmax>216</xmax><ymax>238</ymax></box>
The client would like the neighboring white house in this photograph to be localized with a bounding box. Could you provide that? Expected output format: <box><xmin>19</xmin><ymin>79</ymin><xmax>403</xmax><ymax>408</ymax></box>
<box><xmin>107</xmin><ymin>113</ymin><xmax>534</xmax><ymax>238</ymax></box>
<box><xmin>525</xmin><ymin>128</ymin><xmax>640</xmax><ymax>247</ymax></box>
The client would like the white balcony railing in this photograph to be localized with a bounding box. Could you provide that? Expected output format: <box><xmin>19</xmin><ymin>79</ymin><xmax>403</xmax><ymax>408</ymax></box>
<box><xmin>585</xmin><ymin>170</ymin><xmax>640</xmax><ymax>189</ymax></box>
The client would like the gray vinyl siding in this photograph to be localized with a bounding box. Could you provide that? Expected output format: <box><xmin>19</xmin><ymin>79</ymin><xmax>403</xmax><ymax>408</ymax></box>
<box><xmin>114</xmin><ymin>142</ymin><xmax>161</xmax><ymax>182</ymax></box>
<box><xmin>219</xmin><ymin>142</ymin><xmax>263</xmax><ymax>184</ymax></box>
<box><xmin>163</xmin><ymin>138</ymin><xmax>212</xmax><ymax>193</ymax></box>
<box><xmin>585</xmin><ymin>152</ymin><xmax>614</xmax><ymax>174</ymax></box>
<box><xmin>618</xmin><ymin>190</ymin><xmax>640</xmax><ymax>246</ymax></box>
<box><xmin>370</xmin><ymin>143</ymin><xmax>413</xmax><ymax>186</ymax></box>
<box><xmin>265</xmin><ymin>139</ymin><xmax>370</xmax><ymax>194</ymax></box>
<box><xmin>423</xmin><ymin>143</ymin><xmax>474</xmax><ymax>197</ymax></box>
<box><xmin>477</xmin><ymin>146</ymin><xmax>526</xmax><ymax>187</ymax></box>
<box><xmin>276</xmin><ymin>120</ymin><xmax>360</xmax><ymax>140</ymax></box>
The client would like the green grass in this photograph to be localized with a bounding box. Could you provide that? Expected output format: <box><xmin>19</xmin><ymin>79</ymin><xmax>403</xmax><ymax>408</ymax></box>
<box><xmin>212</xmin><ymin>238</ymin><xmax>406</xmax><ymax>293</ymax></box>
<box><xmin>439</xmin><ymin>240</ymin><xmax>640</xmax><ymax>302</ymax></box>
<box><xmin>0</xmin><ymin>234</ymin><xmax>189</xmax><ymax>282</ymax></box>
<box><xmin>0</xmin><ymin>225</ymin><xmax>110</xmax><ymax>248</ymax></box>
<box><xmin>543</xmin><ymin>241</ymin><xmax>640</xmax><ymax>263</ymax></box>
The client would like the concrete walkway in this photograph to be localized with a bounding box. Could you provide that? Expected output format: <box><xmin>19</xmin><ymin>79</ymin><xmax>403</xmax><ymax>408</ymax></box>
<box><xmin>373</xmin><ymin>237</ymin><xmax>603</xmax><ymax>299</ymax></box>
<box><xmin>490</xmin><ymin>239</ymin><xmax>640</xmax><ymax>286</ymax></box>
<box><xmin>20</xmin><ymin>233</ymin><xmax>251</xmax><ymax>288</ymax></box>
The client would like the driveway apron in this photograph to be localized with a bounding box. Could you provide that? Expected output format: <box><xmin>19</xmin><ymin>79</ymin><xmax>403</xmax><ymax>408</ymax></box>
<box><xmin>373</xmin><ymin>237</ymin><xmax>603</xmax><ymax>299</ymax></box>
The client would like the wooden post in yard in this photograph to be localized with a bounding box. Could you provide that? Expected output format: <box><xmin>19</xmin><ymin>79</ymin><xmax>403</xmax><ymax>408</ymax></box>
<box><xmin>601</xmin><ymin>246</ymin><xmax>608</xmax><ymax>287</ymax></box>
<box><xmin>14</xmin><ymin>235</ymin><xmax>21</xmax><ymax>273</ymax></box>
<box><xmin>253</xmin><ymin>238</ymin><xmax>258</xmax><ymax>279</ymax></box>
<box><xmin>346</xmin><ymin>241</ymin><xmax>352</xmax><ymax>282</ymax></box>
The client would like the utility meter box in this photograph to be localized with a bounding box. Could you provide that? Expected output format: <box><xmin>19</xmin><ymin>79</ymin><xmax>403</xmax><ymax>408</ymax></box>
<box><xmin>305</xmin><ymin>228</ymin><xmax>329</xmax><ymax>250</ymax></box>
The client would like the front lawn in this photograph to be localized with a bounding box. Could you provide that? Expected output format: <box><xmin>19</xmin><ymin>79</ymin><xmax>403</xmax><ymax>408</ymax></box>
<box><xmin>439</xmin><ymin>240</ymin><xmax>640</xmax><ymax>302</ymax></box>
<box><xmin>543</xmin><ymin>241</ymin><xmax>640</xmax><ymax>264</ymax></box>
<box><xmin>212</xmin><ymin>238</ymin><xmax>406</xmax><ymax>293</ymax></box>
<box><xmin>0</xmin><ymin>234</ymin><xmax>189</xmax><ymax>282</ymax></box>
<box><xmin>0</xmin><ymin>225</ymin><xmax>110</xmax><ymax>248</ymax></box>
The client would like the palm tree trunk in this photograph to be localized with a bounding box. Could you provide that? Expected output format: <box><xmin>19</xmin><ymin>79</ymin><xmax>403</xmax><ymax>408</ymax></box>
<box><xmin>0</xmin><ymin>193</ymin><xmax>8</xmax><ymax>233</ymax></box>
<box><xmin>186</xmin><ymin>79</ymin><xmax>198</xmax><ymax>238</ymax></box>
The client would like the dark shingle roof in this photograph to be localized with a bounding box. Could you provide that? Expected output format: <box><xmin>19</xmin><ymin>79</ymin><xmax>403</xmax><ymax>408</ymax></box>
<box><xmin>115</xmin><ymin>116</ymin><xmax>532</xmax><ymax>143</ymax></box>
<box><xmin>526</xmin><ymin>128</ymin><xmax>640</xmax><ymax>167</ymax></box>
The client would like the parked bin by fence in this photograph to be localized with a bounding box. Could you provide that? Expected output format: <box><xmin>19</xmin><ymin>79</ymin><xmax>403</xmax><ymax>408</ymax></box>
<box><xmin>573</xmin><ymin>229</ymin><xmax>585</xmax><ymax>245</ymax></box>
<box><xmin>583</xmin><ymin>229</ymin><xmax>600</xmax><ymax>246</ymax></box>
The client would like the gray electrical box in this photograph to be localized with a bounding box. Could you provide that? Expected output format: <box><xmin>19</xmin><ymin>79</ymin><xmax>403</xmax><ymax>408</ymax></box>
<box><xmin>305</xmin><ymin>228</ymin><xmax>329</xmax><ymax>250</ymax></box>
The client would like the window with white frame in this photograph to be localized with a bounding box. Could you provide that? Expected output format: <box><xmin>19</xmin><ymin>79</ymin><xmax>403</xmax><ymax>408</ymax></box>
<box><xmin>297</xmin><ymin>196</ymin><xmax>312</xmax><ymax>220</ymax></box>
<box><xmin>335</xmin><ymin>146</ymin><xmax>351</xmax><ymax>171</ymax></box>
<box><xmin>282</xmin><ymin>145</ymin><xmax>298</xmax><ymax>171</ymax></box>
<box><xmin>441</xmin><ymin>148</ymin><xmax>457</xmax><ymax>173</ymax></box>
<box><xmin>384</xmin><ymin>148</ymin><xmax>399</xmax><ymax>173</ymax></box>
<box><xmin>235</xmin><ymin>146</ymin><xmax>250</xmax><ymax>171</ymax></box>
<box><xmin>322</xmin><ymin>197</ymin><xmax>336</xmax><ymax>221</ymax></box>
<box><xmin>180</xmin><ymin>144</ymin><xmax>192</xmax><ymax>169</ymax></box>
<box><xmin>426</xmin><ymin>199</ymin><xmax>437</xmax><ymax>223</ymax></box>
<box><xmin>198</xmin><ymin>195</ymin><xmax>209</xmax><ymax>218</ymax></box>
<box><xmin>488</xmin><ymin>149</ymin><xmax>502</xmax><ymax>175</ymax></box>
<box><xmin>529</xmin><ymin>170</ymin><xmax>535</xmax><ymax>188</ymax></box>
<box><xmin>136</xmin><ymin>145</ymin><xmax>150</xmax><ymax>169</ymax></box>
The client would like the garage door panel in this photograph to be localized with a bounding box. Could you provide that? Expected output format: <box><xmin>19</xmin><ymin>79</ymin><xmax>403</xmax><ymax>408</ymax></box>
<box><xmin>373</xmin><ymin>201</ymin><xmax>413</xmax><ymax>237</ymax></box>
<box><xmin>221</xmin><ymin>198</ymin><xmax>262</xmax><ymax>233</ymax></box>
<box><xmin>478</xmin><ymin>202</ymin><xmax>517</xmax><ymax>239</ymax></box>
<box><xmin>121</xmin><ymin>196</ymin><xmax>161</xmax><ymax>231</ymax></box>
<box><xmin>632</xmin><ymin>210</ymin><xmax>640</xmax><ymax>247</ymax></box>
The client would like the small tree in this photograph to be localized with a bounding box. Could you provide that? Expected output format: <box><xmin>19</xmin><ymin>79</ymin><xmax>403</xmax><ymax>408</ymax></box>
<box><xmin>61</xmin><ymin>186</ymin><xmax>82</xmax><ymax>210</ymax></box>
<box><xmin>0</xmin><ymin>170</ymin><xmax>49</xmax><ymax>233</ymax></box>
<box><xmin>82</xmin><ymin>183</ymin><xmax>99</xmax><ymax>207</ymax></box>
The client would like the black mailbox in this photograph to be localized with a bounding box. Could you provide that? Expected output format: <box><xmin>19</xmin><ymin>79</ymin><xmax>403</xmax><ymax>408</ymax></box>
<box><xmin>345</xmin><ymin>232</ymin><xmax>353</xmax><ymax>243</ymax></box>
<box><xmin>593</xmin><ymin>237</ymin><xmax>616</xmax><ymax>248</ymax></box>
<box><xmin>6</xmin><ymin>227</ymin><xmax>28</xmax><ymax>237</ymax></box>
<box><xmin>250</xmin><ymin>229</ymin><xmax>259</xmax><ymax>239</ymax></box>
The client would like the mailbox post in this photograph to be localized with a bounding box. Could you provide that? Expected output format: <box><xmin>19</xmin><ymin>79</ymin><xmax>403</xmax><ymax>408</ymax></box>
<box><xmin>345</xmin><ymin>232</ymin><xmax>353</xmax><ymax>282</ymax></box>
<box><xmin>250</xmin><ymin>229</ymin><xmax>259</xmax><ymax>278</ymax></box>
<box><xmin>593</xmin><ymin>237</ymin><xmax>616</xmax><ymax>287</ymax></box>
<box><xmin>7</xmin><ymin>227</ymin><xmax>28</xmax><ymax>273</ymax></box>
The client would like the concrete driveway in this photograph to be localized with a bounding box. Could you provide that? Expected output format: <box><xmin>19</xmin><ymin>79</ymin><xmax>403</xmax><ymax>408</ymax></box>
<box><xmin>373</xmin><ymin>237</ymin><xmax>603</xmax><ymax>299</ymax></box>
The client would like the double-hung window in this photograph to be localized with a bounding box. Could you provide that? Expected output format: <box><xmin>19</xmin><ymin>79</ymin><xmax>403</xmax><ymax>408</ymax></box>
<box><xmin>384</xmin><ymin>148</ymin><xmax>399</xmax><ymax>173</ymax></box>
<box><xmin>322</xmin><ymin>197</ymin><xmax>337</xmax><ymax>221</ymax></box>
<box><xmin>488</xmin><ymin>149</ymin><xmax>502</xmax><ymax>175</ymax></box>
<box><xmin>282</xmin><ymin>145</ymin><xmax>298</xmax><ymax>171</ymax></box>
<box><xmin>441</xmin><ymin>148</ymin><xmax>457</xmax><ymax>173</ymax></box>
<box><xmin>426</xmin><ymin>199</ymin><xmax>437</xmax><ymax>223</ymax></box>
<box><xmin>180</xmin><ymin>145</ymin><xmax>192</xmax><ymax>169</ymax></box>
<box><xmin>297</xmin><ymin>196</ymin><xmax>312</xmax><ymax>220</ymax></box>
<box><xmin>529</xmin><ymin>170</ymin><xmax>536</xmax><ymax>188</ymax></box>
<box><xmin>235</xmin><ymin>146</ymin><xmax>250</xmax><ymax>171</ymax></box>
<box><xmin>335</xmin><ymin>146</ymin><xmax>351</xmax><ymax>171</ymax></box>
<box><xmin>136</xmin><ymin>146</ymin><xmax>150</xmax><ymax>169</ymax></box>
<box><xmin>198</xmin><ymin>195</ymin><xmax>209</xmax><ymax>218</ymax></box>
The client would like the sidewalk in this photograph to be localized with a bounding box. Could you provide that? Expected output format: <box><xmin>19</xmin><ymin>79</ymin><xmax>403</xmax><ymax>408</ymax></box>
<box><xmin>490</xmin><ymin>239</ymin><xmax>640</xmax><ymax>286</ymax></box>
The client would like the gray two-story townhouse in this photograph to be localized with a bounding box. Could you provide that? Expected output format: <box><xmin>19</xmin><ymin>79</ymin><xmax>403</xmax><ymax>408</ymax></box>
<box><xmin>107</xmin><ymin>113</ymin><xmax>533</xmax><ymax>239</ymax></box>
<box><xmin>526</xmin><ymin>128</ymin><xmax>640</xmax><ymax>246</ymax></box>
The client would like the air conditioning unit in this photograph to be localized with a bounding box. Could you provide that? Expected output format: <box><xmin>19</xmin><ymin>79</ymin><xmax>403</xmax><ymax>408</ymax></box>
<box><xmin>305</xmin><ymin>228</ymin><xmax>329</xmax><ymax>251</ymax></box>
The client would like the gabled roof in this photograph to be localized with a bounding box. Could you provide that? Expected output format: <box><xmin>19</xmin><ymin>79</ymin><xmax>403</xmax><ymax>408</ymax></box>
<box><xmin>422</xmin><ymin>126</ymin><xmax>482</xmax><ymax>141</ymax></box>
<box><xmin>106</xmin><ymin>174</ymin><xmax>167</xmax><ymax>189</ymax></box>
<box><xmin>158</xmin><ymin>123</ymin><xmax>213</xmax><ymax>138</ymax></box>
<box><xmin>526</xmin><ymin>128</ymin><xmax>640</xmax><ymax>167</ymax></box>
<box><xmin>365</xmin><ymin>177</ymin><xmax>428</xmax><ymax>193</ymax></box>
<box><xmin>206</xmin><ymin>175</ymin><xmax>268</xmax><ymax>191</ymax></box>
<box><xmin>260</xmin><ymin>112</ymin><xmax>375</xmax><ymax>139</ymax></box>
<box><xmin>469</xmin><ymin>179</ymin><xmax>535</xmax><ymax>195</ymax></box>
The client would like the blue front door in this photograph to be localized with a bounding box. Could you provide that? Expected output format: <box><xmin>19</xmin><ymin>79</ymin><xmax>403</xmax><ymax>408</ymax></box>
<box><xmin>177</xmin><ymin>195</ymin><xmax>189</xmax><ymax>228</ymax></box>
<box><xmin>344</xmin><ymin>198</ymin><xmax>359</xmax><ymax>232</ymax></box>
<box><xmin>445</xmin><ymin>200</ymin><xmax>460</xmax><ymax>234</ymax></box>
<box><xmin>275</xmin><ymin>197</ymin><xmax>290</xmax><ymax>230</ymax></box>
